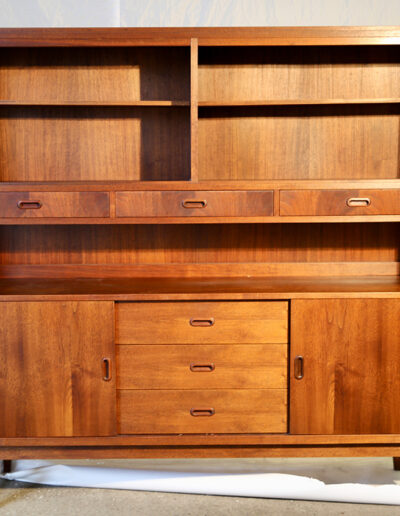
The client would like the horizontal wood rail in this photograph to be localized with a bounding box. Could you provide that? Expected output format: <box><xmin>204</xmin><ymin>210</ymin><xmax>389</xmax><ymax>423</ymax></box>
<box><xmin>0</xmin><ymin>263</ymin><xmax>398</xmax><ymax>279</ymax></box>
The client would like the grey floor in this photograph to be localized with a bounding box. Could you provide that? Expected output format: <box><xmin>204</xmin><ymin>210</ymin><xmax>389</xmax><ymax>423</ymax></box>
<box><xmin>1</xmin><ymin>458</ymin><xmax>400</xmax><ymax>515</ymax></box>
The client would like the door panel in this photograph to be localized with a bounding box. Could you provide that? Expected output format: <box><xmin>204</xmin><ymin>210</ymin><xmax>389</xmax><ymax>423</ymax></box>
<box><xmin>290</xmin><ymin>299</ymin><xmax>400</xmax><ymax>434</ymax></box>
<box><xmin>0</xmin><ymin>301</ymin><xmax>116</xmax><ymax>437</ymax></box>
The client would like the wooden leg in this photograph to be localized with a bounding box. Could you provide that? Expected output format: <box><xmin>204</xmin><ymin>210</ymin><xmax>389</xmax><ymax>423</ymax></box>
<box><xmin>393</xmin><ymin>457</ymin><xmax>400</xmax><ymax>471</ymax></box>
<box><xmin>1</xmin><ymin>460</ymin><xmax>12</xmax><ymax>474</ymax></box>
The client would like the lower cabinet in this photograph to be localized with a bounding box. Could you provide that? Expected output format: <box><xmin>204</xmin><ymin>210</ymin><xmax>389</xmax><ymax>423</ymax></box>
<box><xmin>290</xmin><ymin>299</ymin><xmax>400</xmax><ymax>434</ymax></box>
<box><xmin>0</xmin><ymin>301</ymin><xmax>116</xmax><ymax>437</ymax></box>
<box><xmin>2</xmin><ymin>297</ymin><xmax>400</xmax><ymax>440</ymax></box>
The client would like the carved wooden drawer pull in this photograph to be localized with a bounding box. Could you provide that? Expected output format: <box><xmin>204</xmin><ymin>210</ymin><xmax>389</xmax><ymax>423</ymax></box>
<box><xmin>190</xmin><ymin>318</ymin><xmax>215</xmax><ymax>327</ymax></box>
<box><xmin>346</xmin><ymin>197</ymin><xmax>371</xmax><ymax>207</ymax></box>
<box><xmin>17</xmin><ymin>200</ymin><xmax>42</xmax><ymax>209</ymax></box>
<box><xmin>182</xmin><ymin>199</ymin><xmax>207</xmax><ymax>209</ymax></box>
<box><xmin>190</xmin><ymin>362</ymin><xmax>215</xmax><ymax>372</ymax></box>
<box><xmin>190</xmin><ymin>408</ymin><xmax>215</xmax><ymax>417</ymax></box>
<box><xmin>294</xmin><ymin>355</ymin><xmax>304</xmax><ymax>380</ymax></box>
<box><xmin>102</xmin><ymin>357</ymin><xmax>112</xmax><ymax>381</ymax></box>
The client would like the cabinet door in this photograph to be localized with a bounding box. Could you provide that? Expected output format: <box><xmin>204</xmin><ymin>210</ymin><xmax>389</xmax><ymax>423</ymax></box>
<box><xmin>290</xmin><ymin>299</ymin><xmax>400</xmax><ymax>434</ymax></box>
<box><xmin>0</xmin><ymin>301</ymin><xmax>116</xmax><ymax>437</ymax></box>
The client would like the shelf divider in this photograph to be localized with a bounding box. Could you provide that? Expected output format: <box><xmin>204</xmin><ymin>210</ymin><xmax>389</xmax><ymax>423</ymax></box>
<box><xmin>190</xmin><ymin>38</ymin><xmax>199</xmax><ymax>182</ymax></box>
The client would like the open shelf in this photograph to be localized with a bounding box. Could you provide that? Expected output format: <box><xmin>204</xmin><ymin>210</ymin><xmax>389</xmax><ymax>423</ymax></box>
<box><xmin>199</xmin><ymin>46</ymin><xmax>400</xmax><ymax>104</ymax></box>
<box><xmin>0</xmin><ymin>105</ymin><xmax>190</xmax><ymax>182</ymax></box>
<box><xmin>1</xmin><ymin>221</ymin><xmax>398</xmax><ymax>297</ymax></box>
<box><xmin>198</xmin><ymin>104</ymin><xmax>400</xmax><ymax>181</ymax></box>
<box><xmin>0</xmin><ymin>47</ymin><xmax>190</xmax><ymax>104</ymax></box>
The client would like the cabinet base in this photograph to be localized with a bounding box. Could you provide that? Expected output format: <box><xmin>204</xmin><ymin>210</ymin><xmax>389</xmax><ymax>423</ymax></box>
<box><xmin>3</xmin><ymin>446</ymin><xmax>400</xmax><ymax>460</ymax></box>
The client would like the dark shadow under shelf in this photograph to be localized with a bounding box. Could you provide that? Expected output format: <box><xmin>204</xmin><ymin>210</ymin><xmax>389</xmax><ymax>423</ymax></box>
<box><xmin>1</xmin><ymin>276</ymin><xmax>400</xmax><ymax>300</ymax></box>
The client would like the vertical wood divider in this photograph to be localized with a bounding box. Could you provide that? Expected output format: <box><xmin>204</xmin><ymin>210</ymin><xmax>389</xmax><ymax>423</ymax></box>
<box><xmin>110</xmin><ymin>191</ymin><xmax>116</xmax><ymax>218</ymax></box>
<box><xmin>190</xmin><ymin>38</ymin><xmax>199</xmax><ymax>182</ymax></box>
<box><xmin>274</xmin><ymin>189</ymin><xmax>280</xmax><ymax>216</ymax></box>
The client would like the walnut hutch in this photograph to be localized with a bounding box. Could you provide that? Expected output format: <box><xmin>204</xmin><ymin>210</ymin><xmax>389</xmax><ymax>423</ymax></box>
<box><xmin>1</xmin><ymin>27</ymin><xmax>400</xmax><ymax>468</ymax></box>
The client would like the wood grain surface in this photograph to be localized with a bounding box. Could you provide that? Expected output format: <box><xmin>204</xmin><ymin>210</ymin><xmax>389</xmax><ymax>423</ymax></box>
<box><xmin>118</xmin><ymin>389</ymin><xmax>287</xmax><ymax>434</ymax></box>
<box><xmin>116</xmin><ymin>344</ymin><xmax>287</xmax><ymax>389</ymax></box>
<box><xmin>280</xmin><ymin>189</ymin><xmax>400</xmax><ymax>216</ymax></box>
<box><xmin>115</xmin><ymin>191</ymin><xmax>273</xmax><ymax>217</ymax></box>
<box><xmin>0</xmin><ymin>301</ymin><xmax>116</xmax><ymax>437</ymax></box>
<box><xmin>0</xmin><ymin>106</ymin><xmax>190</xmax><ymax>181</ymax></box>
<box><xmin>291</xmin><ymin>299</ymin><xmax>400</xmax><ymax>434</ymax></box>
<box><xmin>116</xmin><ymin>301</ymin><xmax>288</xmax><ymax>344</ymax></box>
<box><xmin>0</xmin><ymin>192</ymin><xmax>109</xmax><ymax>217</ymax></box>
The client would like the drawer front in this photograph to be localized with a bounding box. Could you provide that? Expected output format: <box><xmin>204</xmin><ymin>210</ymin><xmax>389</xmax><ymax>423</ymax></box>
<box><xmin>0</xmin><ymin>192</ymin><xmax>110</xmax><ymax>218</ymax></box>
<box><xmin>118</xmin><ymin>389</ymin><xmax>287</xmax><ymax>434</ymax></box>
<box><xmin>117</xmin><ymin>344</ymin><xmax>287</xmax><ymax>390</ymax></box>
<box><xmin>116</xmin><ymin>191</ymin><xmax>273</xmax><ymax>217</ymax></box>
<box><xmin>280</xmin><ymin>189</ymin><xmax>400</xmax><ymax>216</ymax></box>
<box><xmin>116</xmin><ymin>301</ymin><xmax>288</xmax><ymax>344</ymax></box>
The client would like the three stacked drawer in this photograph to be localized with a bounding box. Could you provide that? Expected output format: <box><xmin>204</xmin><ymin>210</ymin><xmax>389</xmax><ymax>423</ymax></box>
<box><xmin>116</xmin><ymin>301</ymin><xmax>288</xmax><ymax>434</ymax></box>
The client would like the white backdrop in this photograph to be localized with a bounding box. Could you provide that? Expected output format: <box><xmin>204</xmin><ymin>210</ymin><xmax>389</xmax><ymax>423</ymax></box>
<box><xmin>0</xmin><ymin>0</ymin><xmax>399</xmax><ymax>28</ymax></box>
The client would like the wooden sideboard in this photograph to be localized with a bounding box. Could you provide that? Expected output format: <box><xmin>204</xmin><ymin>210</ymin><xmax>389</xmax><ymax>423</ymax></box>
<box><xmin>1</xmin><ymin>27</ymin><xmax>400</xmax><ymax>465</ymax></box>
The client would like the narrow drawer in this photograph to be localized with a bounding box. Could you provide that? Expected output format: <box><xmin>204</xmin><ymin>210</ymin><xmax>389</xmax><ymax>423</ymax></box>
<box><xmin>116</xmin><ymin>191</ymin><xmax>273</xmax><ymax>217</ymax></box>
<box><xmin>118</xmin><ymin>389</ymin><xmax>287</xmax><ymax>434</ymax></box>
<box><xmin>280</xmin><ymin>189</ymin><xmax>400</xmax><ymax>216</ymax></box>
<box><xmin>116</xmin><ymin>301</ymin><xmax>288</xmax><ymax>344</ymax></box>
<box><xmin>116</xmin><ymin>344</ymin><xmax>287</xmax><ymax>390</ymax></box>
<box><xmin>0</xmin><ymin>192</ymin><xmax>110</xmax><ymax>218</ymax></box>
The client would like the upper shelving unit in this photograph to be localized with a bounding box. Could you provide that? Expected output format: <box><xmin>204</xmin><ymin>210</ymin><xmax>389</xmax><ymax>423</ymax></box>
<box><xmin>0</xmin><ymin>28</ymin><xmax>399</xmax><ymax>184</ymax></box>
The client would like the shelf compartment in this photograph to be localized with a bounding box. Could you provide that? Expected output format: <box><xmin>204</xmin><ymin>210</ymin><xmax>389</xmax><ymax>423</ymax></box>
<box><xmin>199</xmin><ymin>46</ymin><xmax>400</xmax><ymax>104</ymax></box>
<box><xmin>0</xmin><ymin>106</ymin><xmax>190</xmax><ymax>182</ymax></box>
<box><xmin>198</xmin><ymin>105</ymin><xmax>400</xmax><ymax>181</ymax></box>
<box><xmin>0</xmin><ymin>47</ymin><xmax>190</xmax><ymax>103</ymax></box>
<box><xmin>2</xmin><ymin>222</ymin><xmax>398</xmax><ymax>269</ymax></box>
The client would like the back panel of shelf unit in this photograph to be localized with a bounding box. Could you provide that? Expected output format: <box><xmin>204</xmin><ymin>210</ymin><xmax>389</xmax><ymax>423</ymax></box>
<box><xmin>0</xmin><ymin>47</ymin><xmax>190</xmax><ymax>103</ymax></box>
<box><xmin>198</xmin><ymin>104</ymin><xmax>400</xmax><ymax>180</ymax></box>
<box><xmin>1</xmin><ymin>223</ymin><xmax>398</xmax><ymax>273</ymax></box>
<box><xmin>0</xmin><ymin>105</ymin><xmax>190</xmax><ymax>181</ymax></box>
<box><xmin>198</xmin><ymin>46</ymin><xmax>400</xmax><ymax>102</ymax></box>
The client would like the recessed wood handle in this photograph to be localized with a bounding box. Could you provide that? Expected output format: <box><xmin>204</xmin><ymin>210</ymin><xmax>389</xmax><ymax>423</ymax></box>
<box><xmin>190</xmin><ymin>362</ymin><xmax>215</xmax><ymax>372</ymax></box>
<box><xmin>346</xmin><ymin>197</ymin><xmax>371</xmax><ymax>207</ymax></box>
<box><xmin>294</xmin><ymin>355</ymin><xmax>304</xmax><ymax>380</ymax></box>
<box><xmin>17</xmin><ymin>200</ymin><xmax>42</xmax><ymax>210</ymax></box>
<box><xmin>190</xmin><ymin>408</ymin><xmax>215</xmax><ymax>417</ymax></box>
<box><xmin>190</xmin><ymin>318</ymin><xmax>215</xmax><ymax>327</ymax></box>
<box><xmin>182</xmin><ymin>199</ymin><xmax>207</xmax><ymax>209</ymax></box>
<box><xmin>102</xmin><ymin>357</ymin><xmax>112</xmax><ymax>381</ymax></box>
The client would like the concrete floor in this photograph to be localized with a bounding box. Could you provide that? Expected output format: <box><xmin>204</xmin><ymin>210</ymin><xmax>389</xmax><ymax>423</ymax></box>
<box><xmin>1</xmin><ymin>458</ymin><xmax>400</xmax><ymax>515</ymax></box>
